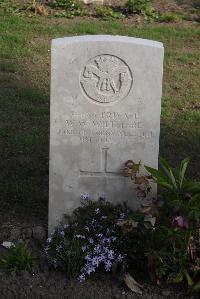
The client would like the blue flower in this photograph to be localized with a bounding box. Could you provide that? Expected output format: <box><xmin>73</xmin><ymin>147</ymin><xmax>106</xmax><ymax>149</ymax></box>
<box><xmin>105</xmin><ymin>260</ymin><xmax>112</xmax><ymax>272</ymax></box>
<box><xmin>108</xmin><ymin>250</ymin><xmax>114</xmax><ymax>260</ymax></box>
<box><xmin>95</xmin><ymin>208</ymin><xmax>100</xmax><ymax>214</ymax></box>
<box><xmin>78</xmin><ymin>274</ymin><xmax>85</xmax><ymax>282</ymax></box>
<box><xmin>60</xmin><ymin>230</ymin><xmax>65</xmax><ymax>236</ymax></box>
<box><xmin>80</xmin><ymin>193</ymin><xmax>89</xmax><ymax>201</ymax></box>
<box><xmin>117</xmin><ymin>254</ymin><xmax>124</xmax><ymax>262</ymax></box>
<box><xmin>89</xmin><ymin>238</ymin><xmax>94</xmax><ymax>244</ymax></box>
<box><xmin>91</xmin><ymin>256</ymin><xmax>99</xmax><ymax>266</ymax></box>
<box><xmin>82</xmin><ymin>245</ymin><xmax>87</xmax><ymax>252</ymax></box>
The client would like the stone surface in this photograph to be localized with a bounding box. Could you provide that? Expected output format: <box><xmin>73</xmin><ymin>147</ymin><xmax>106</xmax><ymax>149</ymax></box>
<box><xmin>49</xmin><ymin>35</ymin><xmax>164</xmax><ymax>232</ymax></box>
<box><xmin>32</xmin><ymin>226</ymin><xmax>46</xmax><ymax>242</ymax></box>
<box><xmin>10</xmin><ymin>228</ymin><xmax>21</xmax><ymax>242</ymax></box>
<box><xmin>21</xmin><ymin>227</ymin><xmax>32</xmax><ymax>240</ymax></box>
<box><xmin>82</xmin><ymin>0</ymin><xmax>104</xmax><ymax>4</ymax></box>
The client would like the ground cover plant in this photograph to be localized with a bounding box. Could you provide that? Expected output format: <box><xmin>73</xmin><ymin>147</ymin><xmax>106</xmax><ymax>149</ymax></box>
<box><xmin>45</xmin><ymin>158</ymin><xmax>199</xmax><ymax>293</ymax></box>
<box><xmin>124</xmin><ymin>158</ymin><xmax>200</xmax><ymax>291</ymax></box>
<box><xmin>0</xmin><ymin>0</ymin><xmax>199</xmax><ymax>297</ymax></box>
<box><xmin>0</xmin><ymin>244</ymin><xmax>33</xmax><ymax>272</ymax></box>
<box><xmin>126</xmin><ymin>0</ymin><xmax>158</xmax><ymax>20</ymax></box>
<box><xmin>0</xmin><ymin>0</ymin><xmax>199</xmax><ymax>21</ymax></box>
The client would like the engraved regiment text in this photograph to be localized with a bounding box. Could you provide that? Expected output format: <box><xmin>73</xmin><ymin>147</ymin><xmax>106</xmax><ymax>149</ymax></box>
<box><xmin>54</xmin><ymin>111</ymin><xmax>154</xmax><ymax>145</ymax></box>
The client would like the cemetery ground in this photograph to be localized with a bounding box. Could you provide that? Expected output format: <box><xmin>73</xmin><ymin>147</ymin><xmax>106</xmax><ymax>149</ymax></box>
<box><xmin>0</xmin><ymin>2</ymin><xmax>200</xmax><ymax>298</ymax></box>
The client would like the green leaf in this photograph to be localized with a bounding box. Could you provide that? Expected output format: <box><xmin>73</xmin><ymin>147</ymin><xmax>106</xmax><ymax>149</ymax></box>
<box><xmin>145</xmin><ymin>166</ymin><xmax>167</xmax><ymax>182</ymax></box>
<box><xmin>178</xmin><ymin>158</ymin><xmax>190</xmax><ymax>189</ymax></box>
<box><xmin>169</xmin><ymin>167</ymin><xmax>178</xmax><ymax>191</ymax></box>
<box><xmin>145</xmin><ymin>166</ymin><xmax>174</xmax><ymax>191</ymax></box>
<box><xmin>160</xmin><ymin>158</ymin><xmax>178</xmax><ymax>192</ymax></box>
<box><xmin>184</xmin><ymin>181</ymin><xmax>200</xmax><ymax>194</ymax></box>
<box><xmin>184</xmin><ymin>270</ymin><xmax>194</xmax><ymax>287</ymax></box>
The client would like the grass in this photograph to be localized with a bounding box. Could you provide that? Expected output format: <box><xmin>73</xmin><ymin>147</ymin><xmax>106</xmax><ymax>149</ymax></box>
<box><xmin>0</xmin><ymin>10</ymin><xmax>199</xmax><ymax>223</ymax></box>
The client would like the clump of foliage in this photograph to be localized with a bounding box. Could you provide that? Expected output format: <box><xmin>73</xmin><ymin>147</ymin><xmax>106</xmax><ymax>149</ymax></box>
<box><xmin>125</xmin><ymin>158</ymin><xmax>200</xmax><ymax>290</ymax></box>
<box><xmin>0</xmin><ymin>0</ymin><xmax>24</xmax><ymax>15</ymax></box>
<box><xmin>45</xmin><ymin>195</ymin><xmax>152</xmax><ymax>284</ymax></box>
<box><xmin>95</xmin><ymin>6</ymin><xmax>124</xmax><ymax>19</ymax></box>
<box><xmin>0</xmin><ymin>244</ymin><xmax>33</xmax><ymax>272</ymax></box>
<box><xmin>0</xmin><ymin>0</ymin><xmax>49</xmax><ymax>16</ymax></box>
<box><xmin>46</xmin><ymin>158</ymin><xmax>199</xmax><ymax>292</ymax></box>
<box><xmin>125</xmin><ymin>0</ymin><xmax>157</xmax><ymax>20</ymax></box>
<box><xmin>50</xmin><ymin>0</ymin><xmax>85</xmax><ymax>18</ymax></box>
<box><xmin>158</xmin><ymin>12</ymin><xmax>184</xmax><ymax>23</ymax></box>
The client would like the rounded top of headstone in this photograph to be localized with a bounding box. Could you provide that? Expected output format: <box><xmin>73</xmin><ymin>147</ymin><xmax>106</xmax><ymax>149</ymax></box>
<box><xmin>51</xmin><ymin>35</ymin><xmax>164</xmax><ymax>49</ymax></box>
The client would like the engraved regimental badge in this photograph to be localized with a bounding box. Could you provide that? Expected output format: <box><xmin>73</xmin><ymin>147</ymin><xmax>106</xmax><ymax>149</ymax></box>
<box><xmin>80</xmin><ymin>54</ymin><xmax>133</xmax><ymax>104</ymax></box>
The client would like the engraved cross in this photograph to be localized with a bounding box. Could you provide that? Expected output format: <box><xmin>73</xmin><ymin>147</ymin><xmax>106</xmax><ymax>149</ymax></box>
<box><xmin>80</xmin><ymin>148</ymin><xmax>123</xmax><ymax>178</ymax></box>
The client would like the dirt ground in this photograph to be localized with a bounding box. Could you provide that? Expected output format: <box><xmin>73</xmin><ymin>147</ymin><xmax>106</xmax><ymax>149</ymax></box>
<box><xmin>0</xmin><ymin>268</ymin><xmax>196</xmax><ymax>299</ymax></box>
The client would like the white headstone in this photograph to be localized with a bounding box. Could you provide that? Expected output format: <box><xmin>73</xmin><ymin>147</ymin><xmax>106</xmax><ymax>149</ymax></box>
<box><xmin>49</xmin><ymin>35</ymin><xmax>164</xmax><ymax>232</ymax></box>
<box><xmin>82</xmin><ymin>0</ymin><xmax>104</xmax><ymax>4</ymax></box>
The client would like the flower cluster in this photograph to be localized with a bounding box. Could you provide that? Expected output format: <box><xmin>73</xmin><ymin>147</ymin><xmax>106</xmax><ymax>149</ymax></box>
<box><xmin>78</xmin><ymin>227</ymin><xmax>124</xmax><ymax>282</ymax></box>
<box><xmin>45</xmin><ymin>195</ymin><xmax>128</xmax><ymax>281</ymax></box>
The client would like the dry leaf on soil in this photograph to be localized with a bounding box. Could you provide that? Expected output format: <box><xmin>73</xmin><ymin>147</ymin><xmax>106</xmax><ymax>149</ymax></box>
<box><xmin>124</xmin><ymin>273</ymin><xmax>143</xmax><ymax>295</ymax></box>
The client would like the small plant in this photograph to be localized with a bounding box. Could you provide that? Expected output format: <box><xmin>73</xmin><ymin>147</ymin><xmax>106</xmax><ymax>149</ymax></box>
<box><xmin>50</xmin><ymin>0</ymin><xmax>85</xmax><ymax>18</ymax></box>
<box><xmin>158</xmin><ymin>12</ymin><xmax>184</xmax><ymax>23</ymax></box>
<box><xmin>0</xmin><ymin>244</ymin><xmax>33</xmax><ymax>272</ymax></box>
<box><xmin>45</xmin><ymin>194</ymin><xmax>154</xmax><ymax>288</ymax></box>
<box><xmin>126</xmin><ymin>0</ymin><xmax>157</xmax><ymax>20</ymax></box>
<box><xmin>124</xmin><ymin>158</ymin><xmax>200</xmax><ymax>289</ymax></box>
<box><xmin>95</xmin><ymin>6</ymin><xmax>124</xmax><ymax>19</ymax></box>
<box><xmin>0</xmin><ymin>0</ymin><xmax>25</xmax><ymax>15</ymax></box>
<box><xmin>146</xmin><ymin>159</ymin><xmax>200</xmax><ymax>287</ymax></box>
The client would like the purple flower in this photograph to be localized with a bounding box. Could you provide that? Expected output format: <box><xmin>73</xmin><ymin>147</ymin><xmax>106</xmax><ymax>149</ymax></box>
<box><xmin>107</xmin><ymin>250</ymin><xmax>114</xmax><ymax>260</ymax></box>
<box><xmin>94</xmin><ymin>245</ymin><xmax>101</xmax><ymax>254</ymax></box>
<box><xmin>85</xmin><ymin>254</ymin><xmax>92</xmax><ymax>261</ymax></box>
<box><xmin>81</xmin><ymin>193</ymin><xmax>89</xmax><ymax>201</ymax></box>
<box><xmin>60</xmin><ymin>230</ymin><xmax>65</xmax><ymax>236</ymax></box>
<box><xmin>89</xmin><ymin>238</ymin><xmax>94</xmax><ymax>244</ymax></box>
<box><xmin>82</xmin><ymin>245</ymin><xmax>87</xmax><ymax>252</ymax></box>
<box><xmin>101</xmin><ymin>215</ymin><xmax>107</xmax><ymax>220</ymax></box>
<box><xmin>78</xmin><ymin>274</ymin><xmax>85</xmax><ymax>282</ymax></box>
<box><xmin>95</xmin><ymin>208</ymin><xmax>100</xmax><ymax>214</ymax></box>
<box><xmin>172</xmin><ymin>216</ymin><xmax>189</xmax><ymax>229</ymax></box>
<box><xmin>44</xmin><ymin>246</ymin><xmax>49</xmax><ymax>253</ymax></box>
<box><xmin>85</xmin><ymin>265</ymin><xmax>95</xmax><ymax>275</ymax></box>
<box><xmin>117</xmin><ymin>254</ymin><xmax>124</xmax><ymax>262</ymax></box>
<box><xmin>98</xmin><ymin>254</ymin><xmax>105</xmax><ymax>262</ymax></box>
<box><xmin>105</xmin><ymin>260</ymin><xmax>112</xmax><ymax>272</ymax></box>
<box><xmin>96</xmin><ymin>233</ymin><xmax>103</xmax><ymax>238</ymax></box>
<box><xmin>91</xmin><ymin>256</ymin><xmax>99</xmax><ymax>266</ymax></box>
<box><xmin>47</xmin><ymin>237</ymin><xmax>52</xmax><ymax>244</ymax></box>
